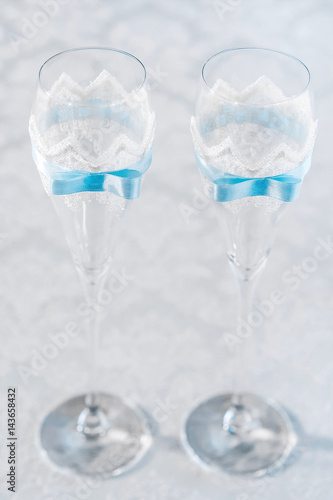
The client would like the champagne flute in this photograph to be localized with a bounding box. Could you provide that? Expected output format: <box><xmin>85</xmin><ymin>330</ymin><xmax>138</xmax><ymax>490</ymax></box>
<box><xmin>184</xmin><ymin>48</ymin><xmax>317</xmax><ymax>476</ymax></box>
<box><xmin>29</xmin><ymin>47</ymin><xmax>155</xmax><ymax>477</ymax></box>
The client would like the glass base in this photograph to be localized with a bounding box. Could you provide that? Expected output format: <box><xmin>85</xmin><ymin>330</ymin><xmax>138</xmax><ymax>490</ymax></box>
<box><xmin>40</xmin><ymin>393</ymin><xmax>152</xmax><ymax>477</ymax></box>
<box><xmin>183</xmin><ymin>392</ymin><xmax>297</xmax><ymax>477</ymax></box>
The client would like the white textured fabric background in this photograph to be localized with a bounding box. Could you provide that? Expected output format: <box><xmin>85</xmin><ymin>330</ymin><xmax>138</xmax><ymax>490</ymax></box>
<box><xmin>1</xmin><ymin>1</ymin><xmax>333</xmax><ymax>498</ymax></box>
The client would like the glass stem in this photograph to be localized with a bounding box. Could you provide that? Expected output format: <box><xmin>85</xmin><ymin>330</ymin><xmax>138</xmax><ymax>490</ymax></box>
<box><xmin>77</xmin><ymin>271</ymin><xmax>109</xmax><ymax>437</ymax></box>
<box><xmin>233</xmin><ymin>273</ymin><xmax>257</xmax><ymax>400</ymax></box>
<box><xmin>223</xmin><ymin>267</ymin><xmax>259</xmax><ymax>434</ymax></box>
<box><xmin>85</xmin><ymin>282</ymin><xmax>101</xmax><ymax>408</ymax></box>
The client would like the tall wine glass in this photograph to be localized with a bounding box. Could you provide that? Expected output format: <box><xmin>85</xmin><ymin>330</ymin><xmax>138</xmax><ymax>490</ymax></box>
<box><xmin>184</xmin><ymin>48</ymin><xmax>317</xmax><ymax>476</ymax></box>
<box><xmin>29</xmin><ymin>48</ymin><xmax>155</xmax><ymax>476</ymax></box>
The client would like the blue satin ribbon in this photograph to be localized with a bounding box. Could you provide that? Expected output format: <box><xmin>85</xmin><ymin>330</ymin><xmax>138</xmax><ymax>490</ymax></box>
<box><xmin>199</xmin><ymin>105</ymin><xmax>305</xmax><ymax>145</ymax></box>
<box><xmin>194</xmin><ymin>149</ymin><xmax>312</xmax><ymax>202</ymax></box>
<box><xmin>41</xmin><ymin>101</ymin><xmax>143</xmax><ymax>138</ymax></box>
<box><xmin>32</xmin><ymin>145</ymin><xmax>153</xmax><ymax>199</ymax></box>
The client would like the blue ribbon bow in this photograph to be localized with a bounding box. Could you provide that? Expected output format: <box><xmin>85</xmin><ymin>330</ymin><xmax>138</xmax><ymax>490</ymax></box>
<box><xmin>32</xmin><ymin>145</ymin><xmax>153</xmax><ymax>199</ymax></box>
<box><xmin>194</xmin><ymin>149</ymin><xmax>312</xmax><ymax>202</ymax></box>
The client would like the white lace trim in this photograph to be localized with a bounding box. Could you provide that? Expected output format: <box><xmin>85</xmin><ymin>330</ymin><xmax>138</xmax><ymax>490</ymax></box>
<box><xmin>29</xmin><ymin>70</ymin><xmax>155</xmax><ymax>211</ymax></box>
<box><xmin>212</xmin><ymin>75</ymin><xmax>288</xmax><ymax>106</ymax></box>
<box><xmin>29</xmin><ymin>113</ymin><xmax>155</xmax><ymax>172</ymax></box>
<box><xmin>192</xmin><ymin>76</ymin><xmax>317</xmax><ymax>212</ymax></box>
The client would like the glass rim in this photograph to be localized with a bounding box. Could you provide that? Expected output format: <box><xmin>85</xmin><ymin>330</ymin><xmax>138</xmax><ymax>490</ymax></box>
<box><xmin>38</xmin><ymin>46</ymin><xmax>147</xmax><ymax>103</ymax></box>
<box><xmin>201</xmin><ymin>47</ymin><xmax>311</xmax><ymax>106</ymax></box>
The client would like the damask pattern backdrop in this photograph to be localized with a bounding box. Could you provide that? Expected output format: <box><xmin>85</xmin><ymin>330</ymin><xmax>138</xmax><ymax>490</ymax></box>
<box><xmin>0</xmin><ymin>0</ymin><xmax>333</xmax><ymax>498</ymax></box>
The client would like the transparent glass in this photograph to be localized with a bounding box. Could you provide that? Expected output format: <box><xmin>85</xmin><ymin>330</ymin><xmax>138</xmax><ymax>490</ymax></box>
<box><xmin>29</xmin><ymin>47</ymin><xmax>154</xmax><ymax>477</ymax></box>
<box><xmin>184</xmin><ymin>48</ymin><xmax>316</xmax><ymax>476</ymax></box>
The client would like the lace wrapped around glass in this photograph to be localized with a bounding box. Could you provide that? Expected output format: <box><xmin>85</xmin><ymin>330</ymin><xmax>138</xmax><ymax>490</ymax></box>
<box><xmin>191</xmin><ymin>74</ymin><xmax>316</xmax><ymax>208</ymax></box>
<box><xmin>29</xmin><ymin>48</ymin><xmax>155</xmax><ymax>477</ymax></box>
<box><xmin>183</xmin><ymin>48</ymin><xmax>317</xmax><ymax>477</ymax></box>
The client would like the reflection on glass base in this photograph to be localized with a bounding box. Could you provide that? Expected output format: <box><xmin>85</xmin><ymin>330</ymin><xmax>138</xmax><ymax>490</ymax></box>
<box><xmin>183</xmin><ymin>393</ymin><xmax>297</xmax><ymax>477</ymax></box>
<box><xmin>40</xmin><ymin>393</ymin><xmax>152</xmax><ymax>477</ymax></box>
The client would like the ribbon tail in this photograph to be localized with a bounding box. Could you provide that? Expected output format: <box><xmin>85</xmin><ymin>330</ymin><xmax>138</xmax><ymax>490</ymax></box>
<box><xmin>104</xmin><ymin>170</ymin><xmax>142</xmax><ymax>199</ymax></box>
<box><xmin>212</xmin><ymin>178</ymin><xmax>252</xmax><ymax>202</ymax></box>
<box><xmin>265</xmin><ymin>176</ymin><xmax>302</xmax><ymax>202</ymax></box>
<box><xmin>50</xmin><ymin>172</ymin><xmax>102</xmax><ymax>195</ymax></box>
